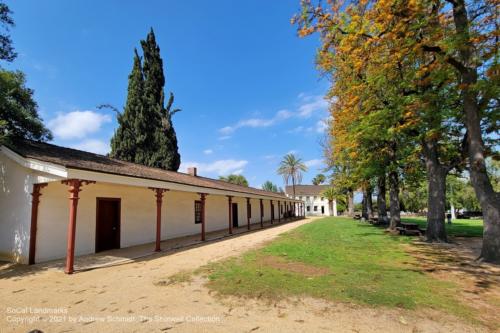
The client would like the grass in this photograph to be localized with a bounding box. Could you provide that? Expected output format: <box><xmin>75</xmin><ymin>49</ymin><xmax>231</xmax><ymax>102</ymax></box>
<box><xmin>402</xmin><ymin>217</ymin><xmax>483</xmax><ymax>237</ymax></box>
<box><xmin>200</xmin><ymin>217</ymin><xmax>474</xmax><ymax>318</ymax></box>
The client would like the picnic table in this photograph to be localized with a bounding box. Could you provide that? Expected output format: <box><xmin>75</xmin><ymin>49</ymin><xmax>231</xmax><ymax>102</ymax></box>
<box><xmin>397</xmin><ymin>223</ymin><xmax>425</xmax><ymax>236</ymax></box>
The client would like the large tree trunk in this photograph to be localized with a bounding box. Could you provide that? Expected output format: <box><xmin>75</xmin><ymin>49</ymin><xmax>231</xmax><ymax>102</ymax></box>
<box><xmin>423</xmin><ymin>138</ymin><xmax>448</xmax><ymax>242</ymax></box>
<box><xmin>388</xmin><ymin>171</ymin><xmax>401</xmax><ymax>230</ymax></box>
<box><xmin>377</xmin><ymin>175</ymin><xmax>388</xmax><ymax>224</ymax></box>
<box><xmin>362</xmin><ymin>188</ymin><xmax>368</xmax><ymax>220</ymax></box>
<box><xmin>347</xmin><ymin>189</ymin><xmax>354</xmax><ymax>217</ymax></box>
<box><xmin>366</xmin><ymin>186</ymin><xmax>374</xmax><ymax>219</ymax></box>
<box><xmin>451</xmin><ymin>0</ymin><xmax>500</xmax><ymax>262</ymax></box>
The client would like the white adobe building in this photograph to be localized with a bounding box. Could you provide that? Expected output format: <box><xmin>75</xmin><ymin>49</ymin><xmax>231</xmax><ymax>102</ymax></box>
<box><xmin>0</xmin><ymin>140</ymin><xmax>304</xmax><ymax>273</ymax></box>
<box><xmin>285</xmin><ymin>185</ymin><xmax>337</xmax><ymax>217</ymax></box>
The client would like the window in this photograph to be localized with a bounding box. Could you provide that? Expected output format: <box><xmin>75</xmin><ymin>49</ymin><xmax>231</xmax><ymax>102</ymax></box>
<box><xmin>307</xmin><ymin>206</ymin><xmax>311</xmax><ymax>212</ymax></box>
<box><xmin>321</xmin><ymin>197</ymin><xmax>324</xmax><ymax>201</ymax></box>
<box><xmin>313</xmin><ymin>196</ymin><xmax>317</xmax><ymax>201</ymax></box>
<box><xmin>194</xmin><ymin>200</ymin><xmax>202</xmax><ymax>224</ymax></box>
<box><xmin>314</xmin><ymin>206</ymin><xmax>318</xmax><ymax>211</ymax></box>
<box><xmin>306</xmin><ymin>196</ymin><xmax>310</xmax><ymax>201</ymax></box>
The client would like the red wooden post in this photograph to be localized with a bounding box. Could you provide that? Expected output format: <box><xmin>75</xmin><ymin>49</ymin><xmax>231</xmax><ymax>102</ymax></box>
<box><xmin>29</xmin><ymin>183</ymin><xmax>48</xmax><ymax>265</ymax></box>
<box><xmin>259</xmin><ymin>199</ymin><xmax>263</xmax><ymax>228</ymax></box>
<box><xmin>246</xmin><ymin>198</ymin><xmax>250</xmax><ymax>230</ymax></box>
<box><xmin>227</xmin><ymin>196</ymin><xmax>233</xmax><ymax>234</ymax></box>
<box><xmin>150</xmin><ymin>188</ymin><xmax>169</xmax><ymax>252</ymax></box>
<box><xmin>62</xmin><ymin>179</ymin><xmax>95</xmax><ymax>274</ymax></box>
<box><xmin>200</xmin><ymin>193</ymin><xmax>207</xmax><ymax>241</ymax></box>
<box><xmin>278</xmin><ymin>200</ymin><xmax>281</xmax><ymax>223</ymax></box>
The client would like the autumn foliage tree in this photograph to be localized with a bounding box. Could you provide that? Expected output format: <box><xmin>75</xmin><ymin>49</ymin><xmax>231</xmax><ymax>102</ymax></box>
<box><xmin>294</xmin><ymin>0</ymin><xmax>499</xmax><ymax>262</ymax></box>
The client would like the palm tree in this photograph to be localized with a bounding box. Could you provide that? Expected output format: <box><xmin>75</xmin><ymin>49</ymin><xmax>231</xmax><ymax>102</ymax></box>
<box><xmin>277</xmin><ymin>154</ymin><xmax>308</xmax><ymax>199</ymax></box>
<box><xmin>262</xmin><ymin>181</ymin><xmax>279</xmax><ymax>193</ymax></box>
<box><xmin>321</xmin><ymin>187</ymin><xmax>337</xmax><ymax>216</ymax></box>
<box><xmin>219</xmin><ymin>174</ymin><xmax>249</xmax><ymax>187</ymax></box>
<box><xmin>312</xmin><ymin>174</ymin><xmax>326</xmax><ymax>185</ymax></box>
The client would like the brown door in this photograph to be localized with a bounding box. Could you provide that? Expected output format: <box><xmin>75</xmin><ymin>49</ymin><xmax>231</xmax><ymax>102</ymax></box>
<box><xmin>96</xmin><ymin>198</ymin><xmax>121</xmax><ymax>252</ymax></box>
<box><xmin>232</xmin><ymin>203</ymin><xmax>238</xmax><ymax>227</ymax></box>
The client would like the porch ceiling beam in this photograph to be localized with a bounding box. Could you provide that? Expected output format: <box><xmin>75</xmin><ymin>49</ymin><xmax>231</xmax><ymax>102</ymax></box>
<box><xmin>67</xmin><ymin>168</ymin><xmax>301</xmax><ymax>203</ymax></box>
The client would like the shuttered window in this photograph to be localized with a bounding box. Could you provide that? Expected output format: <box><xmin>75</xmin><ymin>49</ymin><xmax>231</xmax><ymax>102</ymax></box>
<box><xmin>194</xmin><ymin>200</ymin><xmax>202</xmax><ymax>224</ymax></box>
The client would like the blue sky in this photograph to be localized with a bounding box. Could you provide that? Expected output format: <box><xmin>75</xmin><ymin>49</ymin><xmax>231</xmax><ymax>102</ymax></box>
<box><xmin>5</xmin><ymin>0</ymin><xmax>330</xmax><ymax>188</ymax></box>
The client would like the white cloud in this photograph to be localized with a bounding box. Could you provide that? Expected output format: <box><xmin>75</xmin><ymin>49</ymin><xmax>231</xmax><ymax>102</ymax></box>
<box><xmin>180</xmin><ymin>159</ymin><xmax>249</xmax><ymax>176</ymax></box>
<box><xmin>218</xmin><ymin>93</ymin><xmax>329</xmax><ymax>137</ymax></box>
<box><xmin>297</xmin><ymin>95</ymin><xmax>328</xmax><ymax>118</ymax></box>
<box><xmin>218</xmin><ymin>109</ymin><xmax>291</xmax><ymax>135</ymax></box>
<box><xmin>262</xmin><ymin>154</ymin><xmax>277</xmax><ymax>160</ymax></box>
<box><xmin>304</xmin><ymin>159</ymin><xmax>323</xmax><ymax>169</ymax></box>
<box><xmin>48</xmin><ymin>110</ymin><xmax>111</xmax><ymax>140</ymax></box>
<box><xmin>203</xmin><ymin>149</ymin><xmax>213</xmax><ymax>155</ymax></box>
<box><xmin>288</xmin><ymin>126</ymin><xmax>305</xmax><ymax>134</ymax></box>
<box><xmin>70</xmin><ymin>139</ymin><xmax>110</xmax><ymax>155</ymax></box>
<box><xmin>218</xmin><ymin>135</ymin><xmax>232</xmax><ymax>141</ymax></box>
<box><xmin>315</xmin><ymin>119</ymin><xmax>329</xmax><ymax>133</ymax></box>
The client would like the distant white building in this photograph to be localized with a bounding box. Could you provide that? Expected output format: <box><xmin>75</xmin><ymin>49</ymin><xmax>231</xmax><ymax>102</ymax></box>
<box><xmin>285</xmin><ymin>185</ymin><xmax>337</xmax><ymax>217</ymax></box>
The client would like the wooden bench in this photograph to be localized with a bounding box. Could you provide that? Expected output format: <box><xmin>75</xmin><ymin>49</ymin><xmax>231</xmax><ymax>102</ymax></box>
<box><xmin>397</xmin><ymin>223</ymin><xmax>423</xmax><ymax>236</ymax></box>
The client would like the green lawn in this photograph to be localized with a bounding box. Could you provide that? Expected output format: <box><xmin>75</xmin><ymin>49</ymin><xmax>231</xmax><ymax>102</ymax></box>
<box><xmin>200</xmin><ymin>217</ymin><xmax>474</xmax><ymax>318</ymax></box>
<box><xmin>402</xmin><ymin>217</ymin><xmax>483</xmax><ymax>237</ymax></box>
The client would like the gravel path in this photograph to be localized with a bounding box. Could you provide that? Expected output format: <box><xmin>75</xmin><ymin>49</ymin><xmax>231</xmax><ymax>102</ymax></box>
<box><xmin>0</xmin><ymin>217</ymin><xmax>489</xmax><ymax>333</ymax></box>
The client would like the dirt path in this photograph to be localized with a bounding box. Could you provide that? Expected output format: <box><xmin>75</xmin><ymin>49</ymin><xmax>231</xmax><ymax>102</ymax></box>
<box><xmin>0</xmin><ymin>217</ymin><xmax>493</xmax><ymax>333</ymax></box>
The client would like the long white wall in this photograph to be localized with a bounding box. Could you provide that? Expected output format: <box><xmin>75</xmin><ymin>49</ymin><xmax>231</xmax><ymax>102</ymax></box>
<box><xmin>33</xmin><ymin>181</ymin><xmax>293</xmax><ymax>263</ymax></box>
<box><xmin>1</xmin><ymin>151</ymin><xmax>298</xmax><ymax>264</ymax></box>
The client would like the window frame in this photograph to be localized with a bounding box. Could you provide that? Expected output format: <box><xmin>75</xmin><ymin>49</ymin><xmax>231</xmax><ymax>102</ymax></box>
<box><xmin>194</xmin><ymin>200</ymin><xmax>202</xmax><ymax>224</ymax></box>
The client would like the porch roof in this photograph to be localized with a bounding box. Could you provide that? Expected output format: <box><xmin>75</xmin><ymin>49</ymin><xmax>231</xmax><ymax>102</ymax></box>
<box><xmin>7</xmin><ymin>140</ymin><xmax>296</xmax><ymax>201</ymax></box>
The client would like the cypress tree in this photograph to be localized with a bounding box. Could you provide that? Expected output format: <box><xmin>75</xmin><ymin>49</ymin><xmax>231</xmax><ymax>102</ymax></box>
<box><xmin>110</xmin><ymin>49</ymin><xmax>144</xmax><ymax>161</ymax></box>
<box><xmin>110</xmin><ymin>29</ymin><xmax>181</xmax><ymax>171</ymax></box>
<box><xmin>140</xmin><ymin>29</ymin><xmax>181</xmax><ymax>171</ymax></box>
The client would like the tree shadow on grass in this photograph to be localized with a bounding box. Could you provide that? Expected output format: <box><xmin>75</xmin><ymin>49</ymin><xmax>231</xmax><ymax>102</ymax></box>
<box><xmin>352</xmin><ymin>219</ymin><xmax>499</xmax><ymax>293</ymax></box>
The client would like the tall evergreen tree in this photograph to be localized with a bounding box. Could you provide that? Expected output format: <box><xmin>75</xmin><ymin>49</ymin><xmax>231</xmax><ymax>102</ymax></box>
<box><xmin>110</xmin><ymin>49</ymin><xmax>143</xmax><ymax>161</ymax></box>
<box><xmin>110</xmin><ymin>29</ymin><xmax>181</xmax><ymax>171</ymax></box>
<box><xmin>140</xmin><ymin>29</ymin><xmax>181</xmax><ymax>170</ymax></box>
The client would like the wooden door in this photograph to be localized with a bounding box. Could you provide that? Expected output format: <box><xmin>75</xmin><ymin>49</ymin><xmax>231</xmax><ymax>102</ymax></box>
<box><xmin>96</xmin><ymin>198</ymin><xmax>121</xmax><ymax>252</ymax></box>
<box><xmin>232</xmin><ymin>203</ymin><xmax>238</xmax><ymax>227</ymax></box>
